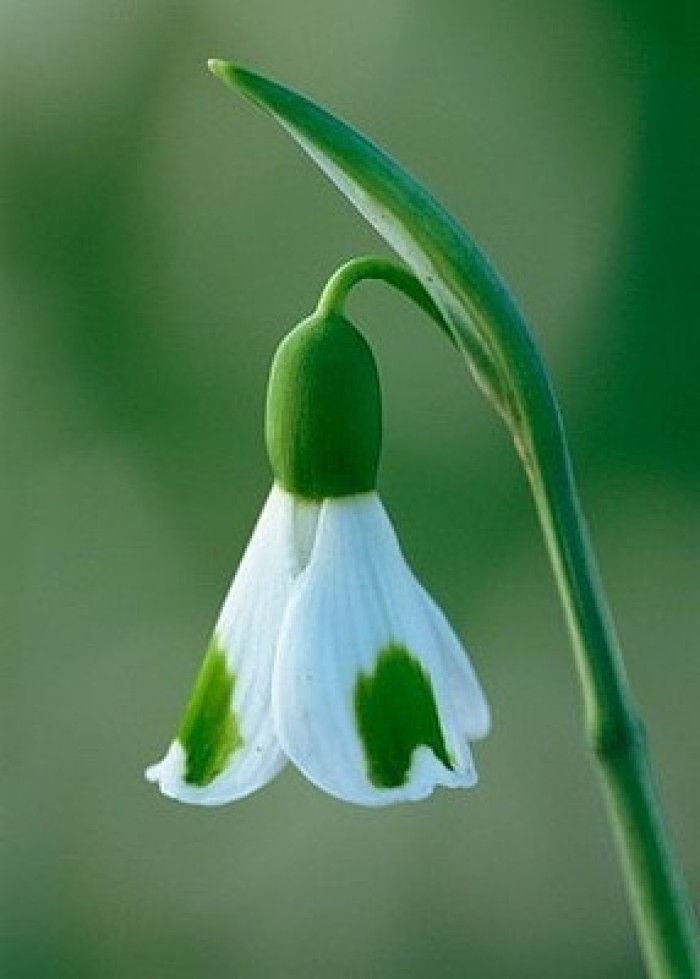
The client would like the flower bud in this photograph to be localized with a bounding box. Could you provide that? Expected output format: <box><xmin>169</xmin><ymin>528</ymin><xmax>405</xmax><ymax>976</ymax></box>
<box><xmin>265</xmin><ymin>311</ymin><xmax>382</xmax><ymax>499</ymax></box>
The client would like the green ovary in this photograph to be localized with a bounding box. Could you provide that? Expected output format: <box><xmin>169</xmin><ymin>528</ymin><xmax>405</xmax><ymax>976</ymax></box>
<box><xmin>265</xmin><ymin>311</ymin><xmax>382</xmax><ymax>500</ymax></box>
<box><xmin>177</xmin><ymin>637</ymin><xmax>243</xmax><ymax>786</ymax></box>
<box><xmin>354</xmin><ymin>644</ymin><xmax>452</xmax><ymax>789</ymax></box>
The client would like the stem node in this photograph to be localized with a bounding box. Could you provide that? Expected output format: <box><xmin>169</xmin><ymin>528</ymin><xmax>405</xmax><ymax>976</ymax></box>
<box><xmin>588</xmin><ymin>712</ymin><xmax>647</xmax><ymax>761</ymax></box>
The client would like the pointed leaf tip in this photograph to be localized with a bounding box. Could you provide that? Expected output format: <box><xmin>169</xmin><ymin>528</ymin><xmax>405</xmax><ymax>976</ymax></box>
<box><xmin>206</xmin><ymin>61</ymin><xmax>292</xmax><ymax>117</ymax></box>
<box><xmin>207</xmin><ymin>59</ymin><xmax>259</xmax><ymax>95</ymax></box>
<box><xmin>207</xmin><ymin>58</ymin><xmax>230</xmax><ymax>81</ymax></box>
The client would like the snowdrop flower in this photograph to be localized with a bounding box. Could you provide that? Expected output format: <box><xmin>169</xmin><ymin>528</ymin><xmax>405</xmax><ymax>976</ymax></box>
<box><xmin>147</xmin><ymin>308</ymin><xmax>489</xmax><ymax>806</ymax></box>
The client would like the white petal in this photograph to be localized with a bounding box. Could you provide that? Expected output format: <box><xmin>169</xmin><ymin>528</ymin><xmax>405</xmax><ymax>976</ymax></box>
<box><xmin>147</xmin><ymin>485</ymin><xmax>320</xmax><ymax>805</ymax></box>
<box><xmin>272</xmin><ymin>493</ymin><xmax>489</xmax><ymax>806</ymax></box>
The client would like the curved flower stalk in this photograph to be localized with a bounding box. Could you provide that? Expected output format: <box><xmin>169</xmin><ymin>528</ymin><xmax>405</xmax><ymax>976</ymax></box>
<box><xmin>148</xmin><ymin>308</ymin><xmax>489</xmax><ymax>806</ymax></box>
<box><xmin>201</xmin><ymin>62</ymin><xmax>700</xmax><ymax>977</ymax></box>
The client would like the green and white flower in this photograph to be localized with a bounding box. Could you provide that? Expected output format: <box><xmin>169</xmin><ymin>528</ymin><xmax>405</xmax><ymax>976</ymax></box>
<box><xmin>147</xmin><ymin>308</ymin><xmax>489</xmax><ymax>806</ymax></box>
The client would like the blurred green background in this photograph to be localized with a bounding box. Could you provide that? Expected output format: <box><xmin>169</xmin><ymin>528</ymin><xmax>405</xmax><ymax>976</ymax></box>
<box><xmin>2</xmin><ymin>1</ymin><xmax>699</xmax><ymax>977</ymax></box>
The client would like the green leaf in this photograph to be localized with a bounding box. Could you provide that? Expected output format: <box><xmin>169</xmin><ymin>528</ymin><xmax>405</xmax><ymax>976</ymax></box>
<box><xmin>207</xmin><ymin>59</ymin><xmax>552</xmax><ymax>442</ymax></box>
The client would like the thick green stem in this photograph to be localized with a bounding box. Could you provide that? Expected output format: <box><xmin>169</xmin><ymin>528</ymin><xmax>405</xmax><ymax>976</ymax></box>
<box><xmin>529</xmin><ymin>402</ymin><xmax>700</xmax><ymax>978</ymax></box>
<box><xmin>321</xmin><ymin>257</ymin><xmax>700</xmax><ymax>978</ymax></box>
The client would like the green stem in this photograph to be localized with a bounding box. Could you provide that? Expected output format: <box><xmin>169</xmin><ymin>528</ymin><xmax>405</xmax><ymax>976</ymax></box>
<box><xmin>321</xmin><ymin>256</ymin><xmax>700</xmax><ymax>978</ymax></box>
<box><xmin>317</xmin><ymin>255</ymin><xmax>444</xmax><ymax>326</ymax></box>
<box><xmin>317</xmin><ymin>257</ymin><xmax>513</xmax><ymax>425</ymax></box>
<box><xmin>529</xmin><ymin>394</ymin><xmax>700</xmax><ymax>979</ymax></box>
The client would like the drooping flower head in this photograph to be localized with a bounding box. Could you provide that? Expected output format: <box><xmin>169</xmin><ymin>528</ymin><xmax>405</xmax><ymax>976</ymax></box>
<box><xmin>147</xmin><ymin>304</ymin><xmax>489</xmax><ymax>806</ymax></box>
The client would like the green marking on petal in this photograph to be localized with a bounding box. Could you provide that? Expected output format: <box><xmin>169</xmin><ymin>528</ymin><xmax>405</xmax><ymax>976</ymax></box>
<box><xmin>354</xmin><ymin>644</ymin><xmax>452</xmax><ymax>789</ymax></box>
<box><xmin>177</xmin><ymin>637</ymin><xmax>243</xmax><ymax>787</ymax></box>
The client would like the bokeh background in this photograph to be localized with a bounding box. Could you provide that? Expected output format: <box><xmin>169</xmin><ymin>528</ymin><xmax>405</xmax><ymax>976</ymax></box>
<box><xmin>2</xmin><ymin>2</ymin><xmax>699</xmax><ymax>977</ymax></box>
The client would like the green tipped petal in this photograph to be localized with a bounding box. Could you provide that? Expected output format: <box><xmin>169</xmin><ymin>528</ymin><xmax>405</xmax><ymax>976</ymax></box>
<box><xmin>265</xmin><ymin>311</ymin><xmax>381</xmax><ymax>500</ymax></box>
<box><xmin>354</xmin><ymin>644</ymin><xmax>452</xmax><ymax>788</ymax></box>
<box><xmin>177</xmin><ymin>637</ymin><xmax>243</xmax><ymax>786</ymax></box>
<box><xmin>272</xmin><ymin>494</ymin><xmax>483</xmax><ymax>807</ymax></box>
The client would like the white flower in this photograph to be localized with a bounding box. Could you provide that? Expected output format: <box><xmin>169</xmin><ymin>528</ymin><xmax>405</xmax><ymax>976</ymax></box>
<box><xmin>147</xmin><ymin>484</ymin><xmax>489</xmax><ymax>807</ymax></box>
<box><xmin>148</xmin><ymin>304</ymin><xmax>490</xmax><ymax>807</ymax></box>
